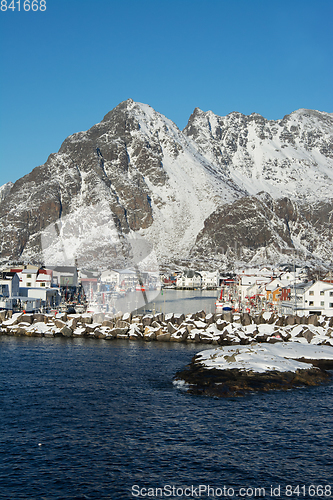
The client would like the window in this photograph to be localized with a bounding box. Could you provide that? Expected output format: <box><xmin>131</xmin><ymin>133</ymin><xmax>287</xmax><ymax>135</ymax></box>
<box><xmin>330</xmin><ymin>292</ymin><xmax>333</xmax><ymax>297</ymax></box>
<box><xmin>329</xmin><ymin>303</ymin><xmax>333</xmax><ymax>308</ymax></box>
<box><xmin>320</xmin><ymin>301</ymin><xmax>324</xmax><ymax>306</ymax></box>
<box><xmin>309</xmin><ymin>301</ymin><xmax>314</xmax><ymax>306</ymax></box>
<box><xmin>309</xmin><ymin>291</ymin><xmax>314</xmax><ymax>295</ymax></box>
<box><xmin>40</xmin><ymin>283</ymin><xmax>45</xmax><ymax>287</ymax></box>
<box><xmin>27</xmin><ymin>274</ymin><xmax>31</xmax><ymax>279</ymax></box>
<box><xmin>320</xmin><ymin>291</ymin><xmax>324</xmax><ymax>296</ymax></box>
<box><xmin>27</xmin><ymin>282</ymin><xmax>31</xmax><ymax>287</ymax></box>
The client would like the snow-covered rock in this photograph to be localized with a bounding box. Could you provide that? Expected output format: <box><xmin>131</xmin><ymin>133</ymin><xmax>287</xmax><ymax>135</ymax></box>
<box><xmin>174</xmin><ymin>342</ymin><xmax>333</xmax><ymax>397</ymax></box>
<box><xmin>195</xmin><ymin>342</ymin><xmax>333</xmax><ymax>373</ymax></box>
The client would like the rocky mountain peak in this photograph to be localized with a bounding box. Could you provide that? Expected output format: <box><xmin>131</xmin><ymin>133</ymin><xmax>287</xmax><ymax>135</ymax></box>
<box><xmin>0</xmin><ymin>101</ymin><xmax>332</xmax><ymax>270</ymax></box>
<box><xmin>183</xmin><ymin>106</ymin><xmax>333</xmax><ymax>202</ymax></box>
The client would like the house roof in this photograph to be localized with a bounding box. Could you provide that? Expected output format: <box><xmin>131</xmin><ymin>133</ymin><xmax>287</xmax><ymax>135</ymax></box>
<box><xmin>114</xmin><ymin>268</ymin><xmax>137</xmax><ymax>275</ymax></box>
<box><xmin>0</xmin><ymin>271</ymin><xmax>18</xmax><ymax>280</ymax></box>
<box><xmin>291</xmin><ymin>282</ymin><xmax>313</xmax><ymax>292</ymax></box>
<box><xmin>183</xmin><ymin>270</ymin><xmax>201</xmax><ymax>278</ymax></box>
<box><xmin>38</xmin><ymin>268</ymin><xmax>53</xmax><ymax>276</ymax></box>
<box><xmin>36</xmin><ymin>275</ymin><xmax>52</xmax><ymax>282</ymax></box>
<box><xmin>306</xmin><ymin>281</ymin><xmax>333</xmax><ymax>291</ymax></box>
<box><xmin>266</xmin><ymin>279</ymin><xmax>290</xmax><ymax>291</ymax></box>
<box><xmin>49</xmin><ymin>266</ymin><xmax>78</xmax><ymax>273</ymax></box>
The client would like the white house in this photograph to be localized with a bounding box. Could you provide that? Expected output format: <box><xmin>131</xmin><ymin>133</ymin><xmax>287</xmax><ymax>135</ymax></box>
<box><xmin>19</xmin><ymin>269</ymin><xmax>38</xmax><ymax>287</ymax></box>
<box><xmin>303</xmin><ymin>281</ymin><xmax>333</xmax><ymax>316</ymax></box>
<box><xmin>36</xmin><ymin>268</ymin><xmax>53</xmax><ymax>288</ymax></box>
<box><xmin>15</xmin><ymin>268</ymin><xmax>53</xmax><ymax>289</ymax></box>
<box><xmin>176</xmin><ymin>271</ymin><xmax>202</xmax><ymax>289</ymax></box>
<box><xmin>100</xmin><ymin>269</ymin><xmax>137</xmax><ymax>289</ymax></box>
<box><xmin>199</xmin><ymin>270</ymin><xmax>219</xmax><ymax>289</ymax></box>
<box><xmin>279</xmin><ymin>271</ymin><xmax>305</xmax><ymax>283</ymax></box>
<box><xmin>238</xmin><ymin>275</ymin><xmax>271</xmax><ymax>301</ymax></box>
<box><xmin>281</xmin><ymin>281</ymin><xmax>333</xmax><ymax>316</ymax></box>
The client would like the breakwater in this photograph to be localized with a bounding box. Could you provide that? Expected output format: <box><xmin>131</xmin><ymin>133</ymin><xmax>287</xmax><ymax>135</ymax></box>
<box><xmin>1</xmin><ymin>309</ymin><xmax>333</xmax><ymax>346</ymax></box>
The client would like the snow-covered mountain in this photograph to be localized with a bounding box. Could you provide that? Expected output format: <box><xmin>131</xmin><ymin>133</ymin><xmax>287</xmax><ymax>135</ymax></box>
<box><xmin>0</xmin><ymin>99</ymin><xmax>332</xmax><ymax>270</ymax></box>
<box><xmin>184</xmin><ymin>107</ymin><xmax>333</xmax><ymax>202</ymax></box>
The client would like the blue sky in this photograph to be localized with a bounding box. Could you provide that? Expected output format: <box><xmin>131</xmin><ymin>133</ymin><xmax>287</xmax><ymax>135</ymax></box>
<box><xmin>0</xmin><ymin>0</ymin><xmax>332</xmax><ymax>187</ymax></box>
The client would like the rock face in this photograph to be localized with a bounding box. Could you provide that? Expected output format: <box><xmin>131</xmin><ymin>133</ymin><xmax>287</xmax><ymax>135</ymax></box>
<box><xmin>175</xmin><ymin>364</ymin><xmax>329</xmax><ymax>398</ymax></box>
<box><xmin>174</xmin><ymin>343</ymin><xmax>333</xmax><ymax>397</ymax></box>
<box><xmin>0</xmin><ymin>100</ymin><xmax>332</xmax><ymax>269</ymax></box>
<box><xmin>183</xmin><ymin>107</ymin><xmax>333</xmax><ymax>202</ymax></box>
<box><xmin>191</xmin><ymin>193</ymin><xmax>333</xmax><ymax>267</ymax></box>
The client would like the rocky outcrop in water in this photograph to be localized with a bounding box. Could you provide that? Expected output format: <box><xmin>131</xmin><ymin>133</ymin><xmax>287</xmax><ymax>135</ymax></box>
<box><xmin>174</xmin><ymin>343</ymin><xmax>333</xmax><ymax>397</ymax></box>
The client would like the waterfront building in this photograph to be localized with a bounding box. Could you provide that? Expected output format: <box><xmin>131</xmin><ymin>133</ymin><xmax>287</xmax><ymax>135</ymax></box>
<box><xmin>19</xmin><ymin>286</ymin><xmax>61</xmax><ymax>310</ymax></box>
<box><xmin>0</xmin><ymin>271</ymin><xmax>20</xmax><ymax>297</ymax></box>
<box><xmin>0</xmin><ymin>272</ymin><xmax>20</xmax><ymax>310</ymax></box>
<box><xmin>100</xmin><ymin>269</ymin><xmax>137</xmax><ymax>289</ymax></box>
<box><xmin>176</xmin><ymin>271</ymin><xmax>202</xmax><ymax>289</ymax></box>
<box><xmin>281</xmin><ymin>281</ymin><xmax>333</xmax><ymax>317</ymax></box>
<box><xmin>237</xmin><ymin>274</ymin><xmax>271</xmax><ymax>302</ymax></box>
<box><xmin>199</xmin><ymin>270</ymin><xmax>219</xmax><ymax>289</ymax></box>
<box><xmin>50</xmin><ymin>266</ymin><xmax>79</xmax><ymax>288</ymax></box>
<box><xmin>16</xmin><ymin>268</ymin><xmax>53</xmax><ymax>288</ymax></box>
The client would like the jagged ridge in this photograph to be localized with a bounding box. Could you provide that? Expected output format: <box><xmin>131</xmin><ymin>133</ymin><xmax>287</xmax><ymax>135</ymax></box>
<box><xmin>0</xmin><ymin>100</ymin><xmax>332</xmax><ymax>269</ymax></box>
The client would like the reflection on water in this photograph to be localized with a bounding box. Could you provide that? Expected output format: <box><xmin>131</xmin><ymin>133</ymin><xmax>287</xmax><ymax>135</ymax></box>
<box><xmin>85</xmin><ymin>288</ymin><xmax>217</xmax><ymax>318</ymax></box>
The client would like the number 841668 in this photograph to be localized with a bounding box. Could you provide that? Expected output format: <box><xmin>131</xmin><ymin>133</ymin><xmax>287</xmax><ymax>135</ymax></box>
<box><xmin>1</xmin><ymin>0</ymin><xmax>46</xmax><ymax>11</ymax></box>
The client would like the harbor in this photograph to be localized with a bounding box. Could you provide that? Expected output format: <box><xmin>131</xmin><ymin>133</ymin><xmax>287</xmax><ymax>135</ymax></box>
<box><xmin>1</xmin><ymin>263</ymin><xmax>333</xmax><ymax>319</ymax></box>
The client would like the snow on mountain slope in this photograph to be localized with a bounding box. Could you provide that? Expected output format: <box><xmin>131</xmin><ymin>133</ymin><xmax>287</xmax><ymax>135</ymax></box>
<box><xmin>0</xmin><ymin>182</ymin><xmax>13</xmax><ymax>202</ymax></box>
<box><xmin>0</xmin><ymin>100</ymin><xmax>236</xmax><ymax>268</ymax></box>
<box><xmin>0</xmin><ymin>100</ymin><xmax>332</xmax><ymax>269</ymax></box>
<box><xmin>184</xmin><ymin>108</ymin><xmax>333</xmax><ymax>202</ymax></box>
<box><xmin>191</xmin><ymin>193</ymin><xmax>333</xmax><ymax>270</ymax></box>
<box><xmin>55</xmin><ymin>99</ymin><xmax>240</xmax><ymax>266</ymax></box>
<box><xmin>110</xmin><ymin>101</ymin><xmax>232</xmax><ymax>261</ymax></box>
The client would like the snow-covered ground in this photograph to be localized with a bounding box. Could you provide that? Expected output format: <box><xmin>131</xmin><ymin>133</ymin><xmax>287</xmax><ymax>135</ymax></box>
<box><xmin>195</xmin><ymin>342</ymin><xmax>333</xmax><ymax>373</ymax></box>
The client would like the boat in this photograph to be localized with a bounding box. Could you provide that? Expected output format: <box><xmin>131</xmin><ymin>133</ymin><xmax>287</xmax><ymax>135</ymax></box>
<box><xmin>215</xmin><ymin>288</ymin><xmax>233</xmax><ymax>313</ymax></box>
<box><xmin>215</xmin><ymin>300</ymin><xmax>233</xmax><ymax>313</ymax></box>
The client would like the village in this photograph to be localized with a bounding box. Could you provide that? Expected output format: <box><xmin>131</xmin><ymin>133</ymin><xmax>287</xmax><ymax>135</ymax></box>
<box><xmin>163</xmin><ymin>267</ymin><xmax>333</xmax><ymax>317</ymax></box>
<box><xmin>0</xmin><ymin>262</ymin><xmax>333</xmax><ymax>318</ymax></box>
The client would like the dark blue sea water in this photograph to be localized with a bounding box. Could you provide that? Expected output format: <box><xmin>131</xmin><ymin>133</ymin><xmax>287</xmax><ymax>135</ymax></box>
<box><xmin>0</xmin><ymin>336</ymin><xmax>332</xmax><ymax>500</ymax></box>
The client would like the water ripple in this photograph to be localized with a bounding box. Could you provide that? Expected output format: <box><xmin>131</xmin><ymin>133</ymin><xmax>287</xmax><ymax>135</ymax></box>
<box><xmin>0</xmin><ymin>336</ymin><xmax>332</xmax><ymax>499</ymax></box>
